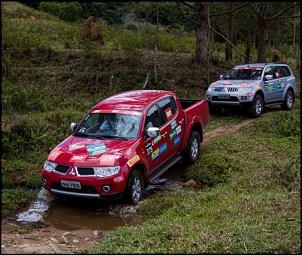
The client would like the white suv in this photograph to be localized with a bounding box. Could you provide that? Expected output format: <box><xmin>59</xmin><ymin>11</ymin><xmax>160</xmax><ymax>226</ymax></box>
<box><xmin>205</xmin><ymin>63</ymin><xmax>297</xmax><ymax>117</ymax></box>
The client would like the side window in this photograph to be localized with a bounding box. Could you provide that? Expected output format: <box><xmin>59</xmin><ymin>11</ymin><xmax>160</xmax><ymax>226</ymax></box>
<box><xmin>272</xmin><ymin>66</ymin><xmax>282</xmax><ymax>79</ymax></box>
<box><xmin>264</xmin><ymin>66</ymin><xmax>273</xmax><ymax>76</ymax></box>
<box><xmin>145</xmin><ymin>104</ymin><xmax>163</xmax><ymax>129</ymax></box>
<box><xmin>264</xmin><ymin>66</ymin><xmax>273</xmax><ymax>80</ymax></box>
<box><xmin>280</xmin><ymin>66</ymin><xmax>291</xmax><ymax>77</ymax></box>
<box><xmin>158</xmin><ymin>97</ymin><xmax>177</xmax><ymax>123</ymax></box>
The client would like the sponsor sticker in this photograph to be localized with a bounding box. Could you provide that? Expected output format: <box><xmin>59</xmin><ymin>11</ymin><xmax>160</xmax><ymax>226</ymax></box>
<box><xmin>47</xmin><ymin>150</ymin><xmax>63</xmax><ymax>161</ymax></box>
<box><xmin>69</xmin><ymin>142</ymin><xmax>86</xmax><ymax>151</ymax></box>
<box><xmin>151</xmin><ymin>148</ymin><xmax>160</xmax><ymax>160</ymax></box>
<box><xmin>165</xmin><ymin>107</ymin><xmax>173</xmax><ymax>120</ymax></box>
<box><xmin>160</xmin><ymin>143</ymin><xmax>167</xmax><ymax>154</ymax></box>
<box><xmin>127</xmin><ymin>155</ymin><xmax>140</xmax><ymax>167</ymax></box>
<box><xmin>70</xmin><ymin>154</ymin><xmax>88</xmax><ymax>162</ymax></box>
<box><xmin>174</xmin><ymin>136</ymin><xmax>180</xmax><ymax>146</ymax></box>
<box><xmin>100</xmin><ymin>155</ymin><xmax>116</xmax><ymax>166</ymax></box>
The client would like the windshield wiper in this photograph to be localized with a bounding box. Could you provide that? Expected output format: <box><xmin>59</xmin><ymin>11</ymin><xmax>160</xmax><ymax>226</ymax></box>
<box><xmin>101</xmin><ymin>135</ymin><xmax>129</xmax><ymax>141</ymax></box>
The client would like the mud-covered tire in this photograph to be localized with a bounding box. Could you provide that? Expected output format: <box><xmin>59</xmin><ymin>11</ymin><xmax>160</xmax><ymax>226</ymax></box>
<box><xmin>124</xmin><ymin>169</ymin><xmax>144</xmax><ymax>205</ymax></box>
<box><xmin>248</xmin><ymin>94</ymin><xmax>264</xmax><ymax>118</ymax></box>
<box><xmin>183</xmin><ymin>131</ymin><xmax>200</xmax><ymax>165</ymax></box>
<box><xmin>281</xmin><ymin>90</ymin><xmax>294</xmax><ymax>110</ymax></box>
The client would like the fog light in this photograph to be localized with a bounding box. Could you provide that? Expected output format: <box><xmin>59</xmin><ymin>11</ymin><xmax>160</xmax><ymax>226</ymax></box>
<box><xmin>102</xmin><ymin>185</ymin><xmax>111</xmax><ymax>192</ymax></box>
<box><xmin>43</xmin><ymin>179</ymin><xmax>48</xmax><ymax>185</ymax></box>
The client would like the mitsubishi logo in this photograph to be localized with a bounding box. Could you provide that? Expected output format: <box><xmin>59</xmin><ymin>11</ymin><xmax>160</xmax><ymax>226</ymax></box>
<box><xmin>68</xmin><ymin>168</ymin><xmax>77</xmax><ymax>176</ymax></box>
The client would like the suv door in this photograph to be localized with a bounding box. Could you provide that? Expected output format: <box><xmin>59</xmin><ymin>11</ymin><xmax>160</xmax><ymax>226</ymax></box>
<box><xmin>263</xmin><ymin>65</ymin><xmax>285</xmax><ymax>103</ymax></box>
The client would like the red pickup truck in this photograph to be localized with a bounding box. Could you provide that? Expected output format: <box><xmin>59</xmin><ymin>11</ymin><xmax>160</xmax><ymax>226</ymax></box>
<box><xmin>42</xmin><ymin>90</ymin><xmax>210</xmax><ymax>204</ymax></box>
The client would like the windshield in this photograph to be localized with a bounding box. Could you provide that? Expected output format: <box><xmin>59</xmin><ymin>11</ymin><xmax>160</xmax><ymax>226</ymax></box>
<box><xmin>75</xmin><ymin>110</ymin><xmax>142</xmax><ymax>140</ymax></box>
<box><xmin>223</xmin><ymin>68</ymin><xmax>263</xmax><ymax>80</ymax></box>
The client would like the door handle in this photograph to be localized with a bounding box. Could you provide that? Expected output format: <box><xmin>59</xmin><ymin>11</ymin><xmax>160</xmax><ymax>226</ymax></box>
<box><xmin>179</xmin><ymin>119</ymin><xmax>184</xmax><ymax>124</ymax></box>
<box><xmin>162</xmin><ymin>132</ymin><xmax>167</xmax><ymax>138</ymax></box>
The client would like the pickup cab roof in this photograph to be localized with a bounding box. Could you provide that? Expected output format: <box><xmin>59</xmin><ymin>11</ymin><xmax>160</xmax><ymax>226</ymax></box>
<box><xmin>93</xmin><ymin>90</ymin><xmax>175</xmax><ymax>111</ymax></box>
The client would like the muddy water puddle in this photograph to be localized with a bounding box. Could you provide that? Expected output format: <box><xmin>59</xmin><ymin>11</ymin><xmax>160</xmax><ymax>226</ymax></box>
<box><xmin>16</xmin><ymin>162</ymin><xmax>198</xmax><ymax>232</ymax></box>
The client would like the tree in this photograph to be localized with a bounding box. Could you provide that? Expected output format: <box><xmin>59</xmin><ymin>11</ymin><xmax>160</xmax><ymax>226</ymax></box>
<box><xmin>177</xmin><ymin>2</ymin><xmax>209</xmax><ymax>65</ymax></box>
<box><xmin>250</xmin><ymin>2</ymin><xmax>300</xmax><ymax>62</ymax></box>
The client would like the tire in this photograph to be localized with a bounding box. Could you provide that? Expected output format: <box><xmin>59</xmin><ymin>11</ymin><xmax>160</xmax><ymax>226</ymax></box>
<box><xmin>124</xmin><ymin>169</ymin><xmax>144</xmax><ymax>205</ymax></box>
<box><xmin>183</xmin><ymin>131</ymin><xmax>200</xmax><ymax>165</ymax></box>
<box><xmin>248</xmin><ymin>94</ymin><xmax>264</xmax><ymax>118</ymax></box>
<box><xmin>281</xmin><ymin>90</ymin><xmax>294</xmax><ymax>110</ymax></box>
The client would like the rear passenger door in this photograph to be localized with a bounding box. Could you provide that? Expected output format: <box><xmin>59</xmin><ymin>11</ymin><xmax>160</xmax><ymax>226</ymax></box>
<box><xmin>264</xmin><ymin>65</ymin><xmax>285</xmax><ymax>102</ymax></box>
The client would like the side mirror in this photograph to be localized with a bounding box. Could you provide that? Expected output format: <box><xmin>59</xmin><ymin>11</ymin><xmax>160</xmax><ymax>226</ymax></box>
<box><xmin>219</xmin><ymin>74</ymin><xmax>224</xmax><ymax>80</ymax></box>
<box><xmin>146</xmin><ymin>127</ymin><xmax>160</xmax><ymax>138</ymax></box>
<box><xmin>70</xmin><ymin>123</ymin><xmax>77</xmax><ymax>132</ymax></box>
<box><xmin>265</xmin><ymin>74</ymin><xmax>273</xmax><ymax>81</ymax></box>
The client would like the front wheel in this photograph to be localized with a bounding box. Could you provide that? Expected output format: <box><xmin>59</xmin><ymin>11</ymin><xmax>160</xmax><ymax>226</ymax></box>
<box><xmin>248</xmin><ymin>94</ymin><xmax>264</xmax><ymax>118</ymax></box>
<box><xmin>124</xmin><ymin>169</ymin><xmax>144</xmax><ymax>205</ymax></box>
<box><xmin>182</xmin><ymin>131</ymin><xmax>200</xmax><ymax>165</ymax></box>
<box><xmin>281</xmin><ymin>90</ymin><xmax>294</xmax><ymax>110</ymax></box>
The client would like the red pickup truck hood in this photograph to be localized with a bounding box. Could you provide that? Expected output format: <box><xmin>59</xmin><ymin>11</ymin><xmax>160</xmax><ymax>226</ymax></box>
<box><xmin>47</xmin><ymin>135</ymin><xmax>137</xmax><ymax>166</ymax></box>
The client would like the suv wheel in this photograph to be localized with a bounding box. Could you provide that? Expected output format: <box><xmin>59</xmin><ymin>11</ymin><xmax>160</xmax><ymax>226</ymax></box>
<box><xmin>281</xmin><ymin>90</ymin><xmax>294</xmax><ymax>110</ymax></box>
<box><xmin>183</xmin><ymin>131</ymin><xmax>200</xmax><ymax>165</ymax></box>
<box><xmin>124</xmin><ymin>169</ymin><xmax>144</xmax><ymax>205</ymax></box>
<box><xmin>248</xmin><ymin>94</ymin><xmax>264</xmax><ymax>118</ymax></box>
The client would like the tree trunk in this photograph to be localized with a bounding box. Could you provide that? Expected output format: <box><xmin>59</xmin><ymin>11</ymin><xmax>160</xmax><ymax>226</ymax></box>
<box><xmin>195</xmin><ymin>3</ymin><xmax>209</xmax><ymax>65</ymax></box>
<box><xmin>225</xmin><ymin>2</ymin><xmax>234</xmax><ymax>62</ymax></box>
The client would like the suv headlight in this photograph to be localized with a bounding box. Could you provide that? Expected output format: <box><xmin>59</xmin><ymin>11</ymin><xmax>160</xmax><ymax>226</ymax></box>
<box><xmin>44</xmin><ymin>160</ymin><xmax>57</xmax><ymax>172</ymax></box>
<box><xmin>94</xmin><ymin>166</ymin><xmax>120</xmax><ymax>177</ymax></box>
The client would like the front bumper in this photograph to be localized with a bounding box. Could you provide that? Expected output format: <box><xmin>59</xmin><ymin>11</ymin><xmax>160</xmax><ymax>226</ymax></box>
<box><xmin>42</xmin><ymin>170</ymin><xmax>126</xmax><ymax>200</ymax></box>
<box><xmin>206</xmin><ymin>92</ymin><xmax>254</xmax><ymax>106</ymax></box>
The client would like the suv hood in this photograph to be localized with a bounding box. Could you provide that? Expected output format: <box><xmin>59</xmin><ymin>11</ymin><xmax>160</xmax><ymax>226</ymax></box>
<box><xmin>211</xmin><ymin>79</ymin><xmax>260</xmax><ymax>87</ymax></box>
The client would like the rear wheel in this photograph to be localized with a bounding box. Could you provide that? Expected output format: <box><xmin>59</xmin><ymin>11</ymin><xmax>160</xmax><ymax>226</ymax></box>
<box><xmin>124</xmin><ymin>169</ymin><xmax>144</xmax><ymax>205</ymax></box>
<box><xmin>183</xmin><ymin>131</ymin><xmax>200</xmax><ymax>165</ymax></box>
<box><xmin>248</xmin><ymin>94</ymin><xmax>264</xmax><ymax>118</ymax></box>
<box><xmin>281</xmin><ymin>90</ymin><xmax>294</xmax><ymax>110</ymax></box>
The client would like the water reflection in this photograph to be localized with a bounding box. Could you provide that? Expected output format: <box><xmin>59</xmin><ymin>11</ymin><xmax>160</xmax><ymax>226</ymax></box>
<box><xmin>15</xmin><ymin>162</ymin><xmax>199</xmax><ymax>232</ymax></box>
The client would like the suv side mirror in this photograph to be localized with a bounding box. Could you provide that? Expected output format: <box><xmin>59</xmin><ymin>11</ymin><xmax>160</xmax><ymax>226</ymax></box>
<box><xmin>265</xmin><ymin>74</ymin><xmax>273</xmax><ymax>81</ymax></box>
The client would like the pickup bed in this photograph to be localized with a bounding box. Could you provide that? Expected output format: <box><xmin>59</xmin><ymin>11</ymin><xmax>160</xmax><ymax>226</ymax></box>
<box><xmin>42</xmin><ymin>90</ymin><xmax>210</xmax><ymax>204</ymax></box>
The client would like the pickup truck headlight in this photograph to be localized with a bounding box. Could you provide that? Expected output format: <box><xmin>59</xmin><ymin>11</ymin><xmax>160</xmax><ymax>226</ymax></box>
<box><xmin>43</xmin><ymin>160</ymin><xmax>57</xmax><ymax>172</ymax></box>
<box><xmin>94</xmin><ymin>166</ymin><xmax>120</xmax><ymax>177</ymax></box>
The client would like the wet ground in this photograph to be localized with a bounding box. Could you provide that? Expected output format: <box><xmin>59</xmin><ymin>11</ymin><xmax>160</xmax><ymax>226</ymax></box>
<box><xmin>15</xmin><ymin>161</ymin><xmax>191</xmax><ymax>233</ymax></box>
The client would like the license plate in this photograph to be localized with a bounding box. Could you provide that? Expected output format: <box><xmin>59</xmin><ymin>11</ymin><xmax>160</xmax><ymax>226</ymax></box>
<box><xmin>218</xmin><ymin>94</ymin><xmax>230</xmax><ymax>99</ymax></box>
<box><xmin>61</xmin><ymin>180</ymin><xmax>81</xmax><ymax>189</ymax></box>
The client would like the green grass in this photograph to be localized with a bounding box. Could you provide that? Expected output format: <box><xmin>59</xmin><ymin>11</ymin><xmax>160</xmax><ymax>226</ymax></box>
<box><xmin>90</xmin><ymin>107</ymin><xmax>300</xmax><ymax>254</ymax></box>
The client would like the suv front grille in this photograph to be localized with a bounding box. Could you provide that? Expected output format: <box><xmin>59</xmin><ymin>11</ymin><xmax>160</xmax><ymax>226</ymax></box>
<box><xmin>227</xmin><ymin>87</ymin><xmax>238</xmax><ymax>92</ymax></box>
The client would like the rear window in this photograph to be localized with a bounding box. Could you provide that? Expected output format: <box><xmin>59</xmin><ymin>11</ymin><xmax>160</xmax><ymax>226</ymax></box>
<box><xmin>280</xmin><ymin>66</ymin><xmax>292</xmax><ymax>77</ymax></box>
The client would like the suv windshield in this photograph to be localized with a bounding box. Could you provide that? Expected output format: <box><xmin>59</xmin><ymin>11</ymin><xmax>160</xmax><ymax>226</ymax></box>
<box><xmin>223</xmin><ymin>68</ymin><xmax>263</xmax><ymax>80</ymax></box>
<box><xmin>75</xmin><ymin>111</ymin><xmax>142</xmax><ymax>140</ymax></box>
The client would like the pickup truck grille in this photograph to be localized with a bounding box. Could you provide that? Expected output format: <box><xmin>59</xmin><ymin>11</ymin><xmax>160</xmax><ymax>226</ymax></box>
<box><xmin>77</xmin><ymin>167</ymin><xmax>94</xmax><ymax>175</ymax></box>
<box><xmin>55</xmin><ymin>165</ymin><xmax>70</xmax><ymax>174</ymax></box>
